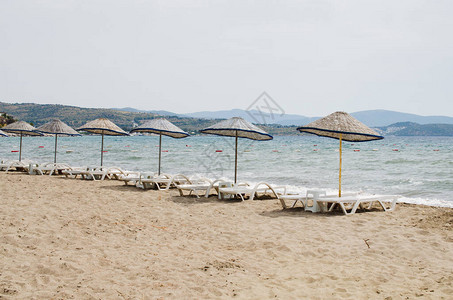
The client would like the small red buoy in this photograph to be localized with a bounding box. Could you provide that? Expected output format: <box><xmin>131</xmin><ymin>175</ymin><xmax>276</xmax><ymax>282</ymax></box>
<box><xmin>38</xmin><ymin>146</ymin><xmax>44</xmax><ymax>148</ymax></box>
<box><xmin>313</xmin><ymin>149</ymin><xmax>318</xmax><ymax>151</ymax></box>
<box><xmin>392</xmin><ymin>149</ymin><xmax>399</xmax><ymax>151</ymax></box>
<box><xmin>186</xmin><ymin>145</ymin><xmax>191</xmax><ymax>147</ymax></box>
<box><xmin>162</xmin><ymin>150</ymin><xmax>169</xmax><ymax>152</ymax></box>
<box><xmin>353</xmin><ymin>149</ymin><xmax>360</xmax><ymax>152</ymax></box>
<box><xmin>215</xmin><ymin>150</ymin><xmax>222</xmax><ymax>152</ymax></box>
<box><xmin>313</xmin><ymin>144</ymin><xmax>317</xmax><ymax>146</ymax></box>
<box><xmin>11</xmin><ymin>150</ymin><xmax>19</xmax><ymax>152</ymax></box>
<box><xmin>272</xmin><ymin>150</ymin><xmax>279</xmax><ymax>152</ymax></box>
<box><xmin>433</xmin><ymin>149</ymin><xmax>439</xmax><ymax>151</ymax></box>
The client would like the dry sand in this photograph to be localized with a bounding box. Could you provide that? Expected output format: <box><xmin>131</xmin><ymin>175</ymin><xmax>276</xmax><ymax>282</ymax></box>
<box><xmin>1</xmin><ymin>172</ymin><xmax>452</xmax><ymax>299</ymax></box>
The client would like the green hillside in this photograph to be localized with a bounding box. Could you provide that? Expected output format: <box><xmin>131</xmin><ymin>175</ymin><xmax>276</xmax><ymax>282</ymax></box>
<box><xmin>0</xmin><ymin>102</ymin><xmax>301</xmax><ymax>135</ymax></box>
<box><xmin>0</xmin><ymin>102</ymin><xmax>216</xmax><ymax>133</ymax></box>
<box><xmin>376</xmin><ymin>122</ymin><xmax>453</xmax><ymax>136</ymax></box>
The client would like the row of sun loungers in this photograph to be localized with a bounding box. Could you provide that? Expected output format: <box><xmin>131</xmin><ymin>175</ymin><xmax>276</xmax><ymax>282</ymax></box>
<box><xmin>1</xmin><ymin>158</ymin><xmax>400</xmax><ymax>215</ymax></box>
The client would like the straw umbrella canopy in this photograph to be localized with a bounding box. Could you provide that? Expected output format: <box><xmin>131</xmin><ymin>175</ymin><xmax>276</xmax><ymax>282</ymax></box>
<box><xmin>3</xmin><ymin>121</ymin><xmax>44</xmax><ymax>161</ymax></box>
<box><xmin>130</xmin><ymin>118</ymin><xmax>189</xmax><ymax>175</ymax></box>
<box><xmin>200</xmin><ymin>117</ymin><xmax>273</xmax><ymax>183</ymax></box>
<box><xmin>37</xmin><ymin>119</ymin><xmax>81</xmax><ymax>163</ymax></box>
<box><xmin>297</xmin><ymin>111</ymin><xmax>383</xmax><ymax>197</ymax></box>
<box><xmin>0</xmin><ymin>129</ymin><xmax>8</xmax><ymax>137</ymax></box>
<box><xmin>77</xmin><ymin>118</ymin><xmax>129</xmax><ymax>166</ymax></box>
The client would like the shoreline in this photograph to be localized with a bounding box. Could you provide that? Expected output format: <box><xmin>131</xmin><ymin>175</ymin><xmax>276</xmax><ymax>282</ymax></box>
<box><xmin>1</xmin><ymin>172</ymin><xmax>452</xmax><ymax>298</ymax></box>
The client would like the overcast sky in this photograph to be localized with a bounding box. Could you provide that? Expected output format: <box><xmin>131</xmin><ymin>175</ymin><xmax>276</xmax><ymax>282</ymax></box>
<box><xmin>1</xmin><ymin>0</ymin><xmax>452</xmax><ymax>117</ymax></box>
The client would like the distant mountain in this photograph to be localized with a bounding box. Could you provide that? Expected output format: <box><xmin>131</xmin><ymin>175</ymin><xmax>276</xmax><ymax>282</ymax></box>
<box><xmin>181</xmin><ymin>109</ymin><xmax>318</xmax><ymax>125</ymax></box>
<box><xmin>375</xmin><ymin>122</ymin><xmax>453</xmax><ymax>136</ymax></box>
<box><xmin>350</xmin><ymin>110</ymin><xmax>453</xmax><ymax>127</ymax></box>
<box><xmin>112</xmin><ymin>107</ymin><xmax>179</xmax><ymax>117</ymax></box>
<box><xmin>114</xmin><ymin>107</ymin><xmax>453</xmax><ymax>127</ymax></box>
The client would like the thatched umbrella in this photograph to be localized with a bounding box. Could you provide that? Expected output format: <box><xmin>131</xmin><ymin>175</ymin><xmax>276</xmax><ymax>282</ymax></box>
<box><xmin>77</xmin><ymin>118</ymin><xmax>129</xmax><ymax>166</ymax></box>
<box><xmin>297</xmin><ymin>111</ymin><xmax>383</xmax><ymax>197</ymax></box>
<box><xmin>3</xmin><ymin>121</ymin><xmax>44</xmax><ymax>161</ymax></box>
<box><xmin>0</xmin><ymin>129</ymin><xmax>8</xmax><ymax>137</ymax></box>
<box><xmin>130</xmin><ymin>118</ymin><xmax>189</xmax><ymax>175</ymax></box>
<box><xmin>200</xmin><ymin>117</ymin><xmax>272</xmax><ymax>183</ymax></box>
<box><xmin>37</xmin><ymin>119</ymin><xmax>81</xmax><ymax>163</ymax></box>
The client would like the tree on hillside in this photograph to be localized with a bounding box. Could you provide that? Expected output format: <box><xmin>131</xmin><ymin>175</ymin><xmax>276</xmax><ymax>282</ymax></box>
<box><xmin>0</xmin><ymin>112</ymin><xmax>17</xmax><ymax>127</ymax></box>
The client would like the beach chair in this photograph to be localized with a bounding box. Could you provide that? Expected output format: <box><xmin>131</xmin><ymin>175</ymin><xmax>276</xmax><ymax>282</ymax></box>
<box><xmin>102</xmin><ymin>167</ymin><xmax>139</xmax><ymax>181</ymax></box>
<box><xmin>78</xmin><ymin>166</ymin><xmax>135</xmax><ymax>181</ymax></box>
<box><xmin>5</xmin><ymin>160</ymin><xmax>33</xmax><ymax>173</ymax></box>
<box><xmin>278</xmin><ymin>190</ymin><xmax>359</xmax><ymax>211</ymax></box>
<box><xmin>29</xmin><ymin>162</ymin><xmax>72</xmax><ymax>176</ymax></box>
<box><xmin>62</xmin><ymin>166</ymin><xmax>90</xmax><ymax>179</ymax></box>
<box><xmin>138</xmin><ymin>173</ymin><xmax>190</xmax><ymax>190</ymax></box>
<box><xmin>218</xmin><ymin>182</ymin><xmax>285</xmax><ymax>201</ymax></box>
<box><xmin>176</xmin><ymin>178</ymin><xmax>223</xmax><ymax>198</ymax></box>
<box><xmin>278</xmin><ymin>193</ymin><xmax>307</xmax><ymax>209</ymax></box>
<box><xmin>0</xmin><ymin>160</ymin><xmax>12</xmax><ymax>171</ymax></box>
<box><xmin>315</xmin><ymin>194</ymin><xmax>400</xmax><ymax>215</ymax></box>
<box><xmin>119</xmin><ymin>172</ymin><xmax>154</xmax><ymax>186</ymax></box>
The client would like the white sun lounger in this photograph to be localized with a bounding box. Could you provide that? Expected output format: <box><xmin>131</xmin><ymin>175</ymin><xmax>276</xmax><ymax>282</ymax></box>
<box><xmin>218</xmin><ymin>182</ymin><xmax>286</xmax><ymax>201</ymax></box>
<box><xmin>278</xmin><ymin>190</ymin><xmax>359</xmax><ymax>211</ymax></box>
<box><xmin>119</xmin><ymin>172</ymin><xmax>155</xmax><ymax>186</ymax></box>
<box><xmin>315</xmin><ymin>194</ymin><xmax>400</xmax><ymax>215</ymax></box>
<box><xmin>5</xmin><ymin>160</ymin><xmax>34</xmax><ymax>173</ymax></box>
<box><xmin>79</xmin><ymin>166</ymin><xmax>138</xmax><ymax>181</ymax></box>
<box><xmin>138</xmin><ymin>173</ymin><xmax>190</xmax><ymax>190</ymax></box>
<box><xmin>0</xmin><ymin>160</ymin><xmax>12</xmax><ymax>171</ymax></box>
<box><xmin>278</xmin><ymin>193</ymin><xmax>308</xmax><ymax>209</ymax></box>
<box><xmin>101</xmin><ymin>167</ymin><xmax>139</xmax><ymax>181</ymax></box>
<box><xmin>62</xmin><ymin>166</ymin><xmax>90</xmax><ymax>179</ymax></box>
<box><xmin>29</xmin><ymin>162</ymin><xmax>72</xmax><ymax>176</ymax></box>
<box><xmin>176</xmin><ymin>178</ymin><xmax>223</xmax><ymax>198</ymax></box>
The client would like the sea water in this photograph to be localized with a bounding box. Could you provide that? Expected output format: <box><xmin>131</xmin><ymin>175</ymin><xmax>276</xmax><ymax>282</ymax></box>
<box><xmin>1</xmin><ymin>135</ymin><xmax>452</xmax><ymax>207</ymax></box>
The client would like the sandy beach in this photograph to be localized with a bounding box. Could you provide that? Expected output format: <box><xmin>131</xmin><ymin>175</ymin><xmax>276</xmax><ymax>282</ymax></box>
<box><xmin>1</xmin><ymin>172</ymin><xmax>452</xmax><ymax>299</ymax></box>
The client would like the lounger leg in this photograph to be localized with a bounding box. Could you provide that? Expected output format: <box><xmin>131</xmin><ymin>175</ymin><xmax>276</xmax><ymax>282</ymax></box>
<box><xmin>378</xmin><ymin>199</ymin><xmax>397</xmax><ymax>212</ymax></box>
<box><xmin>328</xmin><ymin>203</ymin><xmax>337</xmax><ymax>212</ymax></box>
<box><xmin>349</xmin><ymin>201</ymin><xmax>362</xmax><ymax>215</ymax></box>
<box><xmin>337</xmin><ymin>203</ymin><xmax>359</xmax><ymax>215</ymax></box>
<box><xmin>388</xmin><ymin>199</ymin><xmax>397</xmax><ymax>211</ymax></box>
<box><xmin>279</xmin><ymin>198</ymin><xmax>288</xmax><ymax>209</ymax></box>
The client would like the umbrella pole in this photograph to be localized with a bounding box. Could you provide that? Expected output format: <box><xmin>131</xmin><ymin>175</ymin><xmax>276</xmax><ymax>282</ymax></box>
<box><xmin>19</xmin><ymin>132</ymin><xmax>23</xmax><ymax>161</ymax></box>
<box><xmin>234</xmin><ymin>130</ymin><xmax>238</xmax><ymax>184</ymax></box>
<box><xmin>158</xmin><ymin>133</ymin><xmax>162</xmax><ymax>175</ymax></box>
<box><xmin>101</xmin><ymin>132</ymin><xmax>104</xmax><ymax>166</ymax></box>
<box><xmin>54</xmin><ymin>135</ymin><xmax>58</xmax><ymax>163</ymax></box>
<box><xmin>339</xmin><ymin>133</ymin><xmax>342</xmax><ymax>197</ymax></box>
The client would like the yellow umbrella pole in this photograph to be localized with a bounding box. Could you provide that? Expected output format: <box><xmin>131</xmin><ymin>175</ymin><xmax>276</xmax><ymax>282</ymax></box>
<box><xmin>101</xmin><ymin>132</ymin><xmax>104</xmax><ymax>166</ymax></box>
<box><xmin>158</xmin><ymin>133</ymin><xmax>162</xmax><ymax>175</ymax></box>
<box><xmin>339</xmin><ymin>133</ymin><xmax>342</xmax><ymax>197</ymax></box>
<box><xmin>234</xmin><ymin>130</ymin><xmax>238</xmax><ymax>184</ymax></box>
<box><xmin>19</xmin><ymin>132</ymin><xmax>23</xmax><ymax>161</ymax></box>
